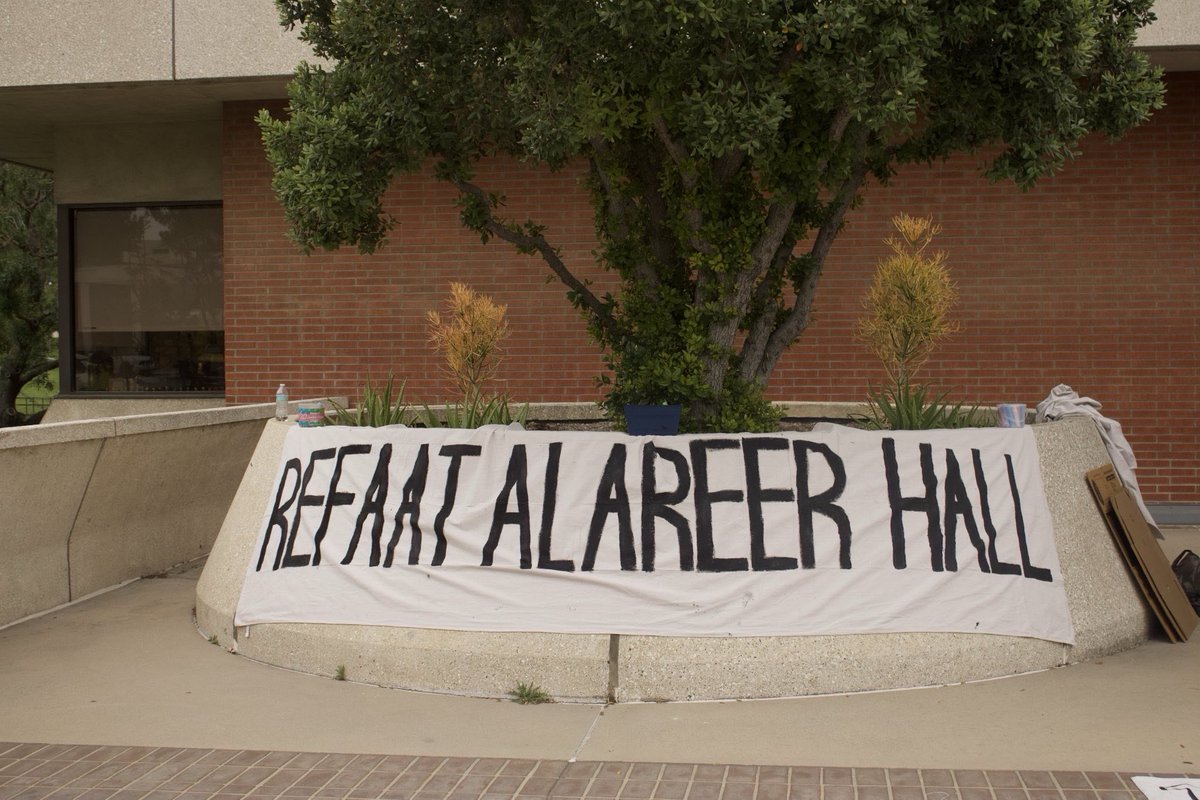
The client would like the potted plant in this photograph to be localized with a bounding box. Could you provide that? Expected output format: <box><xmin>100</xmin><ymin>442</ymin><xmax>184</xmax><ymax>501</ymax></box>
<box><xmin>602</xmin><ymin>342</ymin><xmax>686</xmax><ymax>435</ymax></box>
<box><xmin>623</xmin><ymin>399</ymin><xmax>682</xmax><ymax>435</ymax></box>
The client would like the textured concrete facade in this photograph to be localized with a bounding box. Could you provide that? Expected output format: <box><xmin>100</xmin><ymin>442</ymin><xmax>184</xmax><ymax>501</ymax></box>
<box><xmin>0</xmin><ymin>0</ymin><xmax>1191</xmax><ymax>90</ymax></box>
<box><xmin>43</xmin><ymin>397</ymin><xmax>225</xmax><ymax>424</ymax></box>
<box><xmin>0</xmin><ymin>2</ymin><xmax>173</xmax><ymax>87</ymax></box>
<box><xmin>1139</xmin><ymin>0</ymin><xmax>1200</xmax><ymax>48</ymax></box>
<box><xmin>195</xmin><ymin>416</ymin><xmax>1154</xmax><ymax>702</ymax></box>
<box><xmin>0</xmin><ymin>0</ymin><xmax>311</xmax><ymax>88</ymax></box>
<box><xmin>173</xmin><ymin>0</ymin><xmax>321</xmax><ymax>81</ymax></box>
<box><xmin>0</xmin><ymin>0</ymin><xmax>302</xmax><ymax>170</ymax></box>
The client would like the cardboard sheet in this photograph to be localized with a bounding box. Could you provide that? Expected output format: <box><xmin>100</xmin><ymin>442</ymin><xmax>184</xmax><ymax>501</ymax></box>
<box><xmin>1087</xmin><ymin>464</ymin><xmax>1198</xmax><ymax>642</ymax></box>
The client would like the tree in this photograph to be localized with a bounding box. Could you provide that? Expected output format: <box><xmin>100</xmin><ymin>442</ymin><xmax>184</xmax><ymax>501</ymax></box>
<box><xmin>260</xmin><ymin>0</ymin><xmax>1163</xmax><ymax>431</ymax></box>
<box><xmin>0</xmin><ymin>162</ymin><xmax>57</xmax><ymax>427</ymax></box>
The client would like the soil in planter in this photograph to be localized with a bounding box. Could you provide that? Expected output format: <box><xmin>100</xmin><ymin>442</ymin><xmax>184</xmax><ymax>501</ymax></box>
<box><xmin>524</xmin><ymin>418</ymin><xmax>830</xmax><ymax>433</ymax></box>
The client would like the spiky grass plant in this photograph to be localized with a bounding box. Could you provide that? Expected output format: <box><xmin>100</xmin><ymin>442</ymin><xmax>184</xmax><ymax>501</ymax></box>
<box><xmin>421</xmin><ymin>394</ymin><xmax>529</xmax><ymax>429</ymax></box>
<box><xmin>327</xmin><ymin>376</ymin><xmax>410</xmax><ymax>427</ymax></box>
<box><xmin>509</xmin><ymin>681</ymin><xmax>551</xmax><ymax>704</ymax></box>
<box><xmin>860</xmin><ymin>382</ymin><xmax>993</xmax><ymax>431</ymax></box>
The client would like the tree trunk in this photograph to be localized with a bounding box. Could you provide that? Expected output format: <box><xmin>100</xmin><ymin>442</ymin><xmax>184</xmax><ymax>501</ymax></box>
<box><xmin>0</xmin><ymin>371</ymin><xmax>25</xmax><ymax>427</ymax></box>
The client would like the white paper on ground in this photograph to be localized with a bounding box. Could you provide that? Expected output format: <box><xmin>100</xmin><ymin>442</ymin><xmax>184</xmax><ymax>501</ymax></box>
<box><xmin>1132</xmin><ymin>776</ymin><xmax>1200</xmax><ymax>800</ymax></box>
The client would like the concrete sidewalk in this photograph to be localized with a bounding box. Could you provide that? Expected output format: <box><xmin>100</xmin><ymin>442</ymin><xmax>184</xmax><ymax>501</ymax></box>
<box><xmin>0</xmin><ymin>531</ymin><xmax>1197</xmax><ymax>787</ymax></box>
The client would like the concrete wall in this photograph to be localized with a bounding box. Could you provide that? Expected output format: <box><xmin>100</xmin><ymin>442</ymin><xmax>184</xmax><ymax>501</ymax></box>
<box><xmin>0</xmin><ymin>404</ymin><xmax>275</xmax><ymax>628</ymax></box>
<box><xmin>0</xmin><ymin>0</ymin><xmax>1191</xmax><ymax>89</ymax></box>
<box><xmin>53</xmin><ymin>121</ymin><xmax>222</xmax><ymax>204</ymax></box>
<box><xmin>0</xmin><ymin>2</ymin><xmax>173</xmax><ymax>86</ymax></box>
<box><xmin>44</xmin><ymin>398</ymin><xmax>225</xmax><ymax>425</ymax></box>
<box><xmin>1140</xmin><ymin>0</ymin><xmax>1200</xmax><ymax>48</ymax></box>
<box><xmin>0</xmin><ymin>0</ymin><xmax>312</xmax><ymax>88</ymax></box>
<box><xmin>614</xmin><ymin>417</ymin><xmax>1152</xmax><ymax>701</ymax></box>
<box><xmin>196</xmin><ymin>415</ymin><xmax>1156</xmax><ymax>703</ymax></box>
<box><xmin>174</xmin><ymin>0</ymin><xmax>318</xmax><ymax>81</ymax></box>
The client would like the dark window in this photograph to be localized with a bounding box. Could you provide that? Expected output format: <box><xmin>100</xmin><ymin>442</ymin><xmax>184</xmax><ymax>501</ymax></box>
<box><xmin>66</xmin><ymin>204</ymin><xmax>223</xmax><ymax>393</ymax></box>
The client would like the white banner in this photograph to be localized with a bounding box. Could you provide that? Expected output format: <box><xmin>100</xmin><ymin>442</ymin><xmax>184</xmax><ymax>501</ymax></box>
<box><xmin>235</xmin><ymin>425</ymin><xmax>1074</xmax><ymax>643</ymax></box>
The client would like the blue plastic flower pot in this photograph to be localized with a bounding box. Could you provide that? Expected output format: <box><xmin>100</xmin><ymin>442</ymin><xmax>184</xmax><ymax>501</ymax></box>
<box><xmin>624</xmin><ymin>403</ymin><xmax>682</xmax><ymax>435</ymax></box>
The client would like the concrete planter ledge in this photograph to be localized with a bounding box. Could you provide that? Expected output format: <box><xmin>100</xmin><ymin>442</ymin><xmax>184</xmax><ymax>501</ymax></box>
<box><xmin>0</xmin><ymin>402</ymin><xmax>328</xmax><ymax>628</ymax></box>
<box><xmin>196</xmin><ymin>415</ymin><xmax>1153</xmax><ymax>702</ymax></box>
<box><xmin>0</xmin><ymin>400</ymin><xmax>336</xmax><ymax>449</ymax></box>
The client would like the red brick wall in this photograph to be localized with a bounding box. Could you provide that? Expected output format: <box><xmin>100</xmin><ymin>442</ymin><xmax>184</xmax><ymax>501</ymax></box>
<box><xmin>223</xmin><ymin>72</ymin><xmax>1199</xmax><ymax>502</ymax></box>
<box><xmin>223</xmin><ymin>100</ymin><xmax>613</xmax><ymax>411</ymax></box>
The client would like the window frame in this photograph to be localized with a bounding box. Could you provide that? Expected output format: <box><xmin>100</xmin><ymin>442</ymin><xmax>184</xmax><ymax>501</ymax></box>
<box><xmin>57</xmin><ymin>200</ymin><xmax>225</xmax><ymax>397</ymax></box>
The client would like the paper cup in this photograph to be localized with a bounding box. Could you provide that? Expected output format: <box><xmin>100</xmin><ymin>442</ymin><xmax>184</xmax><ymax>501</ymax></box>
<box><xmin>297</xmin><ymin>403</ymin><xmax>325</xmax><ymax>427</ymax></box>
<box><xmin>997</xmin><ymin>403</ymin><xmax>1027</xmax><ymax>428</ymax></box>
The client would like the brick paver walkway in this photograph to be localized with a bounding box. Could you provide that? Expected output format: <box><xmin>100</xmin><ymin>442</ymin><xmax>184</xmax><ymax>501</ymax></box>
<box><xmin>0</xmin><ymin>744</ymin><xmax>1194</xmax><ymax>800</ymax></box>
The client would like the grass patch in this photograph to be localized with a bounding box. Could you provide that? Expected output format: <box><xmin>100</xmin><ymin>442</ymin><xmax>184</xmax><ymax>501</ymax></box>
<box><xmin>16</xmin><ymin>368</ymin><xmax>58</xmax><ymax>415</ymax></box>
<box><xmin>509</xmin><ymin>682</ymin><xmax>551</xmax><ymax>704</ymax></box>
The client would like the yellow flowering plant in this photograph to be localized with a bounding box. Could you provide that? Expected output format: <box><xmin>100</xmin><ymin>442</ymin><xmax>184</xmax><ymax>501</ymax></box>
<box><xmin>424</xmin><ymin>283</ymin><xmax>526</xmax><ymax>427</ymax></box>
<box><xmin>858</xmin><ymin>215</ymin><xmax>989</xmax><ymax>430</ymax></box>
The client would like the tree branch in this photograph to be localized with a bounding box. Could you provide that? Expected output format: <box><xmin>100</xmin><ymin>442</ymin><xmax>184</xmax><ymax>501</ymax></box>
<box><xmin>589</xmin><ymin>139</ymin><xmax>631</xmax><ymax>243</ymax></box>
<box><xmin>752</xmin><ymin>143</ymin><xmax>872</xmax><ymax>382</ymax></box>
<box><xmin>713</xmin><ymin>148</ymin><xmax>746</xmax><ymax>185</ymax></box>
<box><xmin>814</xmin><ymin>106</ymin><xmax>853</xmax><ymax>180</ymax></box>
<box><xmin>737</xmin><ymin>230</ymin><xmax>798</xmax><ymax>383</ymax></box>
<box><xmin>629</xmin><ymin>143</ymin><xmax>677</xmax><ymax>274</ymax></box>
<box><xmin>734</xmin><ymin>109</ymin><xmax>855</xmax><ymax>381</ymax></box>
<box><xmin>589</xmin><ymin>142</ymin><xmax>658</xmax><ymax>288</ymax></box>
<box><xmin>652</xmin><ymin>116</ymin><xmax>718</xmax><ymax>310</ymax></box>
<box><xmin>451</xmin><ymin>178</ymin><xmax>619</xmax><ymax>339</ymax></box>
<box><xmin>18</xmin><ymin>359</ymin><xmax>57</xmax><ymax>387</ymax></box>
<box><xmin>692</xmin><ymin>196</ymin><xmax>800</xmax><ymax>404</ymax></box>
<box><xmin>749</xmin><ymin>200</ymin><xmax>798</xmax><ymax>284</ymax></box>
<box><xmin>652</xmin><ymin>116</ymin><xmax>709</xmax><ymax>256</ymax></box>
<box><xmin>652</xmin><ymin>117</ymin><xmax>692</xmax><ymax>181</ymax></box>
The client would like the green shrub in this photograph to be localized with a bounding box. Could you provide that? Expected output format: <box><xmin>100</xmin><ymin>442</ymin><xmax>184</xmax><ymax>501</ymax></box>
<box><xmin>421</xmin><ymin>395</ymin><xmax>529</xmax><ymax>429</ymax></box>
<box><xmin>509</xmin><ymin>681</ymin><xmax>551</xmax><ymax>705</ymax></box>
<box><xmin>327</xmin><ymin>376</ymin><xmax>410</xmax><ymax>426</ymax></box>
<box><xmin>859</xmin><ymin>382</ymin><xmax>992</xmax><ymax>431</ymax></box>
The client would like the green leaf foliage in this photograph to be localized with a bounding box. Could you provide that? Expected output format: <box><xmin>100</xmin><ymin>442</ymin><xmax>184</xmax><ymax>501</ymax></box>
<box><xmin>859</xmin><ymin>381</ymin><xmax>993</xmax><ymax>431</ymax></box>
<box><xmin>0</xmin><ymin>163</ymin><xmax>57</xmax><ymax>427</ymax></box>
<box><xmin>326</xmin><ymin>375</ymin><xmax>410</xmax><ymax>426</ymax></box>
<box><xmin>262</xmin><ymin>0</ymin><xmax>1163</xmax><ymax>431</ymax></box>
<box><xmin>421</xmin><ymin>395</ymin><xmax>529</xmax><ymax>429</ymax></box>
<box><xmin>509</xmin><ymin>681</ymin><xmax>551</xmax><ymax>705</ymax></box>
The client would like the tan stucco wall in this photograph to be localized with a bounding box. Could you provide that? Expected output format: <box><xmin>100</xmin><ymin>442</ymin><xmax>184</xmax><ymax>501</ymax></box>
<box><xmin>53</xmin><ymin>121</ymin><xmax>222</xmax><ymax>204</ymax></box>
